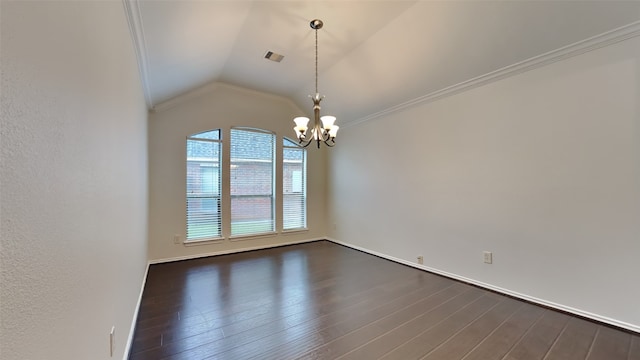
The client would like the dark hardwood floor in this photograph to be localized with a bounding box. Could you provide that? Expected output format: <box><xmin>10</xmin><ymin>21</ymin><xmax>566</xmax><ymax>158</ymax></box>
<box><xmin>129</xmin><ymin>241</ymin><xmax>640</xmax><ymax>360</ymax></box>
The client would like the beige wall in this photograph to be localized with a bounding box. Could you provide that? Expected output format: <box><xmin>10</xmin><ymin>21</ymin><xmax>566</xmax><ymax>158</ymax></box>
<box><xmin>328</xmin><ymin>35</ymin><xmax>640</xmax><ymax>331</ymax></box>
<box><xmin>148</xmin><ymin>83</ymin><xmax>327</xmax><ymax>262</ymax></box>
<box><xmin>0</xmin><ymin>2</ymin><xmax>149</xmax><ymax>359</ymax></box>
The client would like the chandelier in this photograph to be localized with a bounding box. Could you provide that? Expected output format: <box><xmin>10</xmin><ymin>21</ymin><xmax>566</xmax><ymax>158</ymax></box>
<box><xmin>293</xmin><ymin>19</ymin><xmax>339</xmax><ymax>148</ymax></box>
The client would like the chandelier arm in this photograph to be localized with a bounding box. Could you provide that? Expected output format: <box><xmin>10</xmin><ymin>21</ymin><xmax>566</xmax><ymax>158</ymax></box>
<box><xmin>298</xmin><ymin>132</ymin><xmax>334</xmax><ymax>149</ymax></box>
<box><xmin>323</xmin><ymin>139</ymin><xmax>335</xmax><ymax>147</ymax></box>
<box><xmin>298</xmin><ymin>137</ymin><xmax>313</xmax><ymax>148</ymax></box>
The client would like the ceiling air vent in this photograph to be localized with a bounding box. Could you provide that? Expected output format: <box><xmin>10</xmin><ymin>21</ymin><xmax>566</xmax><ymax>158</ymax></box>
<box><xmin>264</xmin><ymin>51</ymin><xmax>284</xmax><ymax>62</ymax></box>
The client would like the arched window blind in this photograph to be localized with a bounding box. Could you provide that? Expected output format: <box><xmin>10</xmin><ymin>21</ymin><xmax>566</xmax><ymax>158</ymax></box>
<box><xmin>283</xmin><ymin>137</ymin><xmax>307</xmax><ymax>230</ymax></box>
<box><xmin>186</xmin><ymin>129</ymin><xmax>222</xmax><ymax>241</ymax></box>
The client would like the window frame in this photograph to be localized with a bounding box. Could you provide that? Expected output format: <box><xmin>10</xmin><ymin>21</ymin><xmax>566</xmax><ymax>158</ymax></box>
<box><xmin>282</xmin><ymin>137</ymin><xmax>307</xmax><ymax>232</ymax></box>
<box><xmin>185</xmin><ymin>129</ymin><xmax>223</xmax><ymax>243</ymax></box>
<box><xmin>229</xmin><ymin>127</ymin><xmax>277</xmax><ymax>239</ymax></box>
<box><xmin>184</xmin><ymin>128</ymin><xmax>309</xmax><ymax>244</ymax></box>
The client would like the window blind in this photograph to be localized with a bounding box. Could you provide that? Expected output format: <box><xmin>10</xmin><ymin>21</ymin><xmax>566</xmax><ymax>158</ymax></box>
<box><xmin>230</xmin><ymin>128</ymin><xmax>275</xmax><ymax>236</ymax></box>
<box><xmin>283</xmin><ymin>138</ymin><xmax>306</xmax><ymax>230</ymax></box>
<box><xmin>186</xmin><ymin>130</ymin><xmax>221</xmax><ymax>240</ymax></box>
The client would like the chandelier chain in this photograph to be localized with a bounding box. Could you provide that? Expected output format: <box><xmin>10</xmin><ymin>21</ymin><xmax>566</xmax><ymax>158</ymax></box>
<box><xmin>315</xmin><ymin>28</ymin><xmax>318</xmax><ymax>95</ymax></box>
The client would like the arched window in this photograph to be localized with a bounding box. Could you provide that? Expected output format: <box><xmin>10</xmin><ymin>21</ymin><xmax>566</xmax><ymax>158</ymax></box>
<box><xmin>186</xmin><ymin>129</ymin><xmax>222</xmax><ymax>241</ymax></box>
<box><xmin>283</xmin><ymin>137</ymin><xmax>307</xmax><ymax>230</ymax></box>
<box><xmin>185</xmin><ymin>129</ymin><xmax>307</xmax><ymax>243</ymax></box>
<box><xmin>230</xmin><ymin>127</ymin><xmax>275</xmax><ymax>236</ymax></box>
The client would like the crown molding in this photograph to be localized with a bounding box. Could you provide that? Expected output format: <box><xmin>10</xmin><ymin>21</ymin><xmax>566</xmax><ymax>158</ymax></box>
<box><xmin>151</xmin><ymin>82</ymin><xmax>224</xmax><ymax>113</ymax></box>
<box><xmin>347</xmin><ymin>20</ymin><xmax>640</xmax><ymax>128</ymax></box>
<box><xmin>151</xmin><ymin>81</ymin><xmax>304</xmax><ymax>114</ymax></box>
<box><xmin>122</xmin><ymin>0</ymin><xmax>153</xmax><ymax>109</ymax></box>
<box><xmin>122</xmin><ymin>0</ymin><xmax>304</xmax><ymax>114</ymax></box>
<box><xmin>122</xmin><ymin>0</ymin><xmax>640</xmax><ymax>120</ymax></box>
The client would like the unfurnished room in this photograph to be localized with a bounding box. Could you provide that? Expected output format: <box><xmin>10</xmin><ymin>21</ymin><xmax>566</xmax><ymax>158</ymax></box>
<box><xmin>1</xmin><ymin>1</ymin><xmax>640</xmax><ymax>359</ymax></box>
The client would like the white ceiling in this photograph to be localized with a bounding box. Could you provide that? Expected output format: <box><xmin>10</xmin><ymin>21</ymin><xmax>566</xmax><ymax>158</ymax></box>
<box><xmin>127</xmin><ymin>1</ymin><xmax>640</xmax><ymax>123</ymax></box>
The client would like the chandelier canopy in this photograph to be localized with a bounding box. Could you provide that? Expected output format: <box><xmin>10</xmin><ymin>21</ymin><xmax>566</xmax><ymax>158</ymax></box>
<box><xmin>293</xmin><ymin>19</ymin><xmax>339</xmax><ymax>148</ymax></box>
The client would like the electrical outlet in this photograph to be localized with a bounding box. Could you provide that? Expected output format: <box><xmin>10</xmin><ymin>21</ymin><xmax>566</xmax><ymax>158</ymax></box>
<box><xmin>417</xmin><ymin>255</ymin><xmax>424</xmax><ymax>265</ymax></box>
<box><xmin>483</xmin><ymin>251</ymin><xmax>493</xmax><ymax>264</ymax></box>
<box><xmin>109</xmin><ymin>326</ymin><xmax>115</xmax><ymax>357</ymax></box>
<box><xmin>173</xmin><ymin>234</ymin><xmax>181</xmax><ymax>244</ymax></box>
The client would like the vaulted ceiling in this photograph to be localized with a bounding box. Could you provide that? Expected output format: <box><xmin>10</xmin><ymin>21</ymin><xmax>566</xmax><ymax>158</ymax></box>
<box><xmin>125</xmin><ymin>1</ymin><xmax>640</xmax><ymax>124</ymax></box>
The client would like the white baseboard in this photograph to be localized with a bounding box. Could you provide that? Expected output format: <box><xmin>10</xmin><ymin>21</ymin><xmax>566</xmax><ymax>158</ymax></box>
<box><xmin>122</xmin><ymin>261</ymin><xmax>149</xmax><ymax>360</ymax></box>
<box><xmin>326</xmin><ymin>238</ymin><xmax>640</xmax><ymax>334</ymax></box>
<box><xmin>124</xmin><ymin>235</ymin><xmax>638</xmax><ymax>355</ymax></box>
<box><xmin>148</xmin><ymin>237</ymin><xmax>324</xmax><ymax>265</ymax></box>
<box><xmin>123</xmin><ymin>237</ymin><xmax>322</xmax><ymax>358</ymax></box>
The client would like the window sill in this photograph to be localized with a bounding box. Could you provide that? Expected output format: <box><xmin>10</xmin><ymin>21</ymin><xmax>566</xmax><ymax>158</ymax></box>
<box><xmin>281</xmin><ymin>228</ymin><xmax>309</xmax><ymax>235</ymax></box>
<box><xmin>229</xmin><ymin>231</ymin><xmax>277</xmax><ymax>242</ymax></box>
<box><xmin>183</xmin><ymin>229</ymin><xmax>308</xmax><ymax>246</ymax></box>
<box><xmin>183</xmin><ymin>237</ymin><xmax>225</xmax><ymax>247</ymax></box>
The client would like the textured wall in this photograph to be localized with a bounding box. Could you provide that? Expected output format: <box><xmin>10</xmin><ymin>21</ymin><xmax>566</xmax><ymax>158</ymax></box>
<box><xmin>1</xmin><ymin>2</ymin><xmax>148</xmax><ymax>359</ymax></box>
<box><xmin>328</xmin><ymin>35</ymin><xmax>640</xmax><ymax>331</ymax></box>
<box><xmin>148</xmin><ymin>83</ymin><xmax>328</xmax><ymax>262</ymax></box>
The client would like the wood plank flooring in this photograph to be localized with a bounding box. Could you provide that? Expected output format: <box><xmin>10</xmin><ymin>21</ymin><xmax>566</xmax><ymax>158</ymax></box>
<box><xmin>129</xmin><ymin>241</ymin><xmax>640</xmax><ymax>360</ymax></box>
